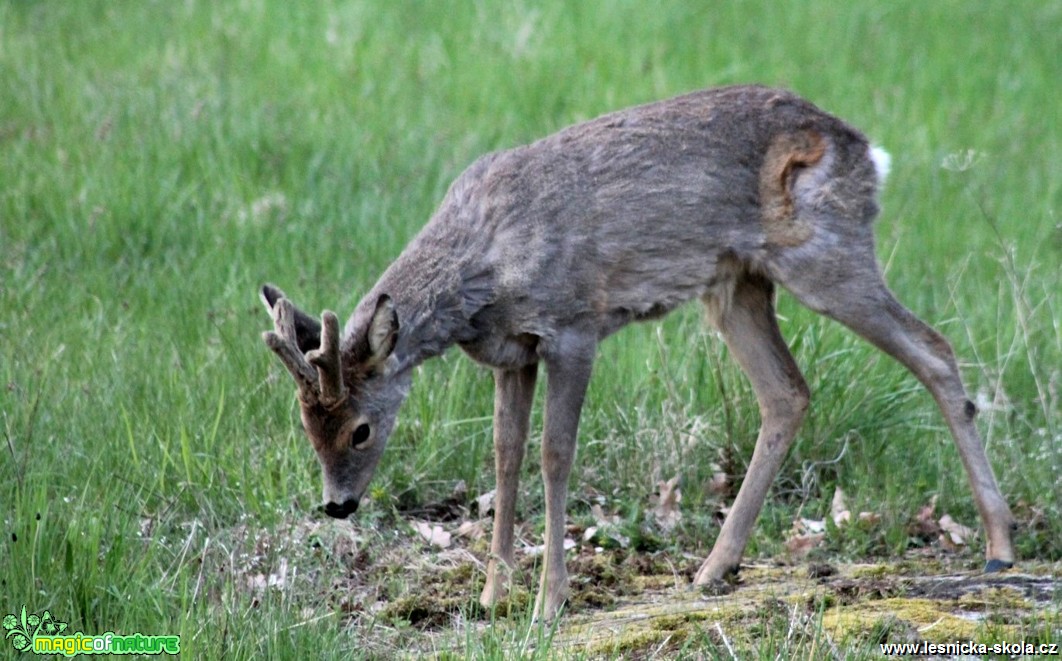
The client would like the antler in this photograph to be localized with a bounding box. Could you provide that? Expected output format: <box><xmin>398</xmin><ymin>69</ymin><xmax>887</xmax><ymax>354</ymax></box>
<box><xmin>263</xmin><ymin>298</ymin><xmax>348</xmax><ymax>408</ymax></box>
<box><xmin>307</xmin><ymin>311</ymin><xmax>348</xmax><ymax>407</ymax></box>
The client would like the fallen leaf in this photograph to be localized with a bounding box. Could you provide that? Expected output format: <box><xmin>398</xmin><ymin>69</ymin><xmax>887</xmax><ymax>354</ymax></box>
<box><xmin>454</xmin><ymin>519</ymin><xmax>486</xmax><ymax>540</ymax></box>
<box><xmin>582</xmin><ymin>525</ymin><xmax>630</xmax><ymax>549</ymax></box>
<box><xmin>857</xmin><ymin>511</ymin><xmax>882</xmax><ymax>526</ymax></box>
<box><xmin>708</xmin><ymin>463</ymin><xmax>729</xmax><ymax>496</ymax></box>
<box><xmin>785</xmin><ymin>533</ymin><xmax>825</xmax><ymax>557</ymax></box>
<box><xmin>784</xmin><ymin>517</ymin><xmax>827</xmax><ymax>558</ymax></box>
<box><xmin>938</xmin><ymin>514</ymin><xmax>974</xmax><ymax>548</ymax></box>
<box><xmin>910</xmin><ymin>496</ymin><xmax>941</xmax><ymax>538</ymax></box>
<box><xmin>523</xmin><ymin>538</ymin><xmax>576</xmax><ymax>557</ymax></box>
<box><xmin>451</xmin><ymin>480</ymin><xmax>468</xmax><ymax>500</ymax></box>
<box><xmin>412</xmin><ymin>521</ymin><xmax>452</xmax><ymax>548</ymax></box>
<box><xmin>796</xmin><ymin>518</ymin><xmax>827</xmax><ymax>535</ymax></box>
<box><xmin>475</xmin><ymin>490</ymin><xmax>496</xmax><ymax>517</ymax></box>
<box><xmin>592</xmin><ymin>503</ymin><xmax>622</xmax><ymax>526</ymax></box>
<box><xmin>245</xmin><ymin>559</ymin><xmax>288</xmax><ymax>591</ymax></box>
<box><xmin>831</xmin><ymin>488</ymin><xmax>852</xmax><ymax>527</ymax></box>
<box><xmin>652</xmin><ymin>475</ymin><xmax>683</xmax><ymax>532</ymax></box>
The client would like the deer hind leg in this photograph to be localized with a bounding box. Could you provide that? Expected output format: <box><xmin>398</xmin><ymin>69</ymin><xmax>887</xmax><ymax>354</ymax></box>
<box><xmin>480</xmin><ymin>363</ymin><xmax>538</xmax><ymax>609</ymax></box>
<box><xmin>695</xmin><ymin>274</ymin><xmax>810</xmax><ymax>585</ymax></box>
<box><xmin>777</xmin><ymin>255</ymin><xmax>1016</xmax><ymax>571</ymax></box>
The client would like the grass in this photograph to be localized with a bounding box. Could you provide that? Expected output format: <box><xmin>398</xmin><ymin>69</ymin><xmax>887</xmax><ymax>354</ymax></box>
<box><xmin>1</xmin><ymin>0</ymin><xmax>1059</xmax><ymax>657</ymax></box>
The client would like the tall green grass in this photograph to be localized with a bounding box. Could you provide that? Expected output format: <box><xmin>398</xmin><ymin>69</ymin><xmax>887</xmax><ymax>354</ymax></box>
<box><xmin>2</xmin><ymin>0</ymin><xmax>1059</xmax><ymax>657</ymax></box>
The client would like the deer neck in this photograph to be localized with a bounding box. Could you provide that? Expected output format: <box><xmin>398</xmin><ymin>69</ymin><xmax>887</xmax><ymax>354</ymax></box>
<box><xmin>350</xmin><ymin>242</ymin><xmax>494</xmax><ymax>374</ymax></box>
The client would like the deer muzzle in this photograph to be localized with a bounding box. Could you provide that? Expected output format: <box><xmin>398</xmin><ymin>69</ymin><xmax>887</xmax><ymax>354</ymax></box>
<box><xmin>320</xmin><ymin>498</ymin><xmax>360</xmax><ymax>519</ymax></box>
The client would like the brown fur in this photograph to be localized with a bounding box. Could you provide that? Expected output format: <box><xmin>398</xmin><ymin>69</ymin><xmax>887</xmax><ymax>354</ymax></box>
<box><xmin>259</xmin><ymin>85</ymin><xmax>1016</xmax><ymax>622</ymax></box>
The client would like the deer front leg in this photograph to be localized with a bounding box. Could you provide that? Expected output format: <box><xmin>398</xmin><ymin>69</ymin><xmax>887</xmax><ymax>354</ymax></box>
<box><xmin>534</xmin><ymin>338</ymin><xmax>595</xmax><ymax>621</ymax></box>
<box><xmin>696</xmin><ymin>277</ymin><xmax>810</xmax><ymax>584</ymax></box>
<box><xmin>480</xmin><ymin>364</ymin><xmax>538</xmax><ymax>609</ymax></box>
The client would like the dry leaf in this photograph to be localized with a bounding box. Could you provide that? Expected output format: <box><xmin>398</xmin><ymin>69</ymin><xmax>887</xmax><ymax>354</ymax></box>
<box><xmin>475</xmin><ymin>490</ymin><xmax>496</xmax><ymax>516</ymax></box>
<box><xmin>412</xmin><ymin>521</ymin><xmax>452</xmax><ymax>548</ymax></box>
<box><xmin>452</xmin><ymin>480</ymin><xmax>468</xmax><ymax>500</ymax></box>
<box><xmin>653</xmin><ymin>475</ymin><xmax>683</xmax><ymax>532</ymax></box>
<box><xmin>523</xmin><ymin>538</ymin><xmax>576</xmax><ymax>557</ymax></box>
<box><xmin>708</xmin><ymin>463</ymin><xmax>729</xmax><ymax>496</ymax></box>
<box><xmin>831</xmin><ymin>488</ymin><xmax>852</xmax><ymax>527</ymax></box>
<box><xmin>938</xmin><ymin>514</ymin><xmax>974</xmax><ymax>547</ymax></box>
<box><xmin>785</xmin><ymin>517</ymin><xmax>827</xmax><ymax>558</ymax></box>
<box><xmin>786</xmin><ymin>533</ymin><xmax>825</xmax><ymax>557</ymax></box>
<box><xmin>454</xmin><ymin>519</ymin><xmax>486</xmax><ymax>540</ymax></box>
<box><xmin>911</xmin><ymin>496</ymin><xmax>941</xmax><ymax>538</ymax></box>
<box><xmin>590</xmin><ymin>504</ymin><xmax>620</xmax><ymax>526</ymax></box>
<box><xmin>246</xmin><ymin>558</ymin><xmax>288</xmax><ymax>591</ymax></box>
<box><xmin>796</xmin><ymin>518</ymin><xmax>826</xmax><ymax>535</ymax></box>
<box><xmin>857</xmin><ymin>511</ymin><xmax>882</xmax><ymax>526</ymax></box>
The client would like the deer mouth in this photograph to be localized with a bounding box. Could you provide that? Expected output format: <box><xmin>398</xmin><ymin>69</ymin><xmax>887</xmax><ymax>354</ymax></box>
<box><xmin>321</xmin><ymin>498</ymin><xmax>359</xmax><ymax>519</ymax></box>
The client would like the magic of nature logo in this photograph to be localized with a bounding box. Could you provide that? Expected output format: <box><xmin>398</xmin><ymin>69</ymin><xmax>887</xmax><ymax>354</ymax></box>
<box><xmin>4</xmin><ymin>606</ymin><xmax>180</xmax><ymax>656</ymax></box>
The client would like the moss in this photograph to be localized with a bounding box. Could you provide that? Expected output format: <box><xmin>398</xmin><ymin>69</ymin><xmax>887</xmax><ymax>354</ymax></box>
<box><xmin>582</xmin><ymin>628</ymin><xmax>674</xmax><ymax>658</ymax></box>
<box><xmin>649</xmin><ymin>612</ymin><xmax>703</xmax><ymax>631</ymax></box>
<box><xmin>633</xmin><ymin>574</ymin><xmax>679</xmax><ymax>591</ymax></box>
<box><xmin>850</xmin><ymin>563</ymin><xmax>893</xmax><ymax>579</ymax></box>
<box><xmin>957</xmin><ymin>586</ymin><xmax>1030</xmax><ymax>612</ymax></box>
<box><xmin>821</xmin><ymin>597</ymin><xmax>1003</xmax><ymax>643</ymax></box>
<box><xmin>379</xmin><ymin>593</ymin><xmax>462</xmax><ymax>629</ymax></box>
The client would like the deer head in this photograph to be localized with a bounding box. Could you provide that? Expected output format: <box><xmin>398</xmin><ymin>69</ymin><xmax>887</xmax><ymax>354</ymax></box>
<box><xmin>259</xmin><ymin>284</ymin><xmax>402</xmax><ymax>519</ymax></box>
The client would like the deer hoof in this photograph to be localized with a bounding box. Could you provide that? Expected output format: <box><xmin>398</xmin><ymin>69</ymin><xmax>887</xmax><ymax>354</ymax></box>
<box><xmin>984</xmin><ymin>559</ymin><xmax>1014</xmax><ymax>573</ymax></box>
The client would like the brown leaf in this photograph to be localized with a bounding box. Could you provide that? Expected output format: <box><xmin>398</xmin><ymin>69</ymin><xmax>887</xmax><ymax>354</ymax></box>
<box><xmin>245</xmin><ymin>558</ymin><xmax>288</xmax><ymax>591</ymax></box>
<box><xmin>785</xmin><ymin>516</ymin><xmax>826</xmax><ymax>558</ymax></box>
<box><xmin>831</xmin><ymin>488</ymin><xmax>852</xmax><ymax>527</ymax></box>
<box><xmin>454</xmin><ymin>519</ymin><xmax>486</xmax><ymax>540</ymax></box>
<box><xmin>652</xmin><ymin>475</ymin><xmax>683</xmax><ymax>532</ymax></box>
<box><xmin>708</xmin><ymin>463</ymin><xmax>729</xmax><ymax>496</ymax></box>
<box><xmin>590</xmin><ymin>504</ymin><xmax>620</xmax><ymax>526</ymax></box>
<box><xmin>475</xmin><ymin>490</ymin><xmax>496</xmax><ymax>517</ymax></box>
<box><xmin>910</xmin><ymin>495</ymin><xmax>941</xmax><ymax>538</ymax></box>
<box><xmin>412</xmin><ymin>521</ymin><xmax>451</xmax><ymax>549</ymax></box>
<box><xmin>785</xmin><ymin>533</ymin><xmax>825</xmax><ymax>557</ymax></box>
<box><xmin>857</xmin><ymin>511</ymin><xmax>882</xmax><ymax>526</ymax></box>
<box><xmin>938</xmin><ymin>514</ymin><xmax>974</xmax><ymax>548</ymax></box>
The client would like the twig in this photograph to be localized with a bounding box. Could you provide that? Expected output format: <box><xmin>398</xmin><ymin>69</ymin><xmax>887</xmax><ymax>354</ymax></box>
<box><xmin>714</xmin><ymin>621</ymin><xmax>737</xmax><ymax>660</ymax></box>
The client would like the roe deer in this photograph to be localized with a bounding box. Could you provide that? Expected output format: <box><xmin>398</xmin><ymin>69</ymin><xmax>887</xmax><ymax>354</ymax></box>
<box><xmin>259</xmin><ymin>85</ymin><xmax>1015</xmax><ymax>621</ymax></box>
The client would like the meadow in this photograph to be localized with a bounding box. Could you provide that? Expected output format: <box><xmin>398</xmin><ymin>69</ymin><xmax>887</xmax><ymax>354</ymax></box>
<box><xmin>1</xmin><ymin>1</ymin><xmax>1059</xmax><ymax>657</ymax></box>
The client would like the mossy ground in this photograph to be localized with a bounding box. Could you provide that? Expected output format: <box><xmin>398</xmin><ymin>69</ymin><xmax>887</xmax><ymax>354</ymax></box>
<box><xmin>205</xmin><ymin>515</ymin><xmax>1060</xmax><ymax>658</ymax></box>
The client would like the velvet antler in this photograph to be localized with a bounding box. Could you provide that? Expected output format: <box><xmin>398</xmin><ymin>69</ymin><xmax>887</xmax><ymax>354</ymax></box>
<box><xmin>262</xmin><ymin>293</ymin><xmax>347</xmax><ymax>408</ymax></box>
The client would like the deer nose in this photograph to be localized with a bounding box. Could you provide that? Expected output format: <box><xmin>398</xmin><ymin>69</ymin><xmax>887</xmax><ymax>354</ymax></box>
<box><xmin>321</xmin><ymin>499</ymin><xmax>359</xmax><ymax>519</ymax></box>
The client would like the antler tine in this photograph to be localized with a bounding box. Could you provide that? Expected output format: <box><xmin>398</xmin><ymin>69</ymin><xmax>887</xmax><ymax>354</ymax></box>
<box><xmin>306</xmin><ymin>310</ymin><xmax>348</xmax><ymax>408</ymax></box>
<box><xmin>262</xmin><ymin>298</ymin><xmax>319</xmax><ymax>401</ymax></box>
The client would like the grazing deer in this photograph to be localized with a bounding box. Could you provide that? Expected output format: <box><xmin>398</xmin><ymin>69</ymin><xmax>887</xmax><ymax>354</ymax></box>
<box><xmin>259</xmin><ymin>85</ymin><xmax>1016</xmax><ymax>621</ymax></box>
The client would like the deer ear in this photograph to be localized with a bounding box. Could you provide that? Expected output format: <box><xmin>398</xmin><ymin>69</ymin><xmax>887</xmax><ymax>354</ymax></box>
<box><xmin>367</xmin><ymin>294</ymin><xmax>399</xmax><ymax>365</ymax></box>
<box><xmin>260</xmin><ymin>284</ymin><xmax>322</xmax><ymax>354</ymax></box>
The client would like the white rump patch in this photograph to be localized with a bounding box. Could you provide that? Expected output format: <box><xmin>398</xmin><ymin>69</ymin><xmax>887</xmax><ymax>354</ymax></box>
<box><xmin>869</xmin><ymin>145</ymin><xmax>891</xmax><ymax>185</ymax></box>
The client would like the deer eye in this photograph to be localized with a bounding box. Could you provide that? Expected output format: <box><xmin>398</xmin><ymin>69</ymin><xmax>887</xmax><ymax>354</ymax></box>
<box><xmin>351</xmin><ymin>423</ymin><xmax>372</xmax><ymax>450</ymax></box>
